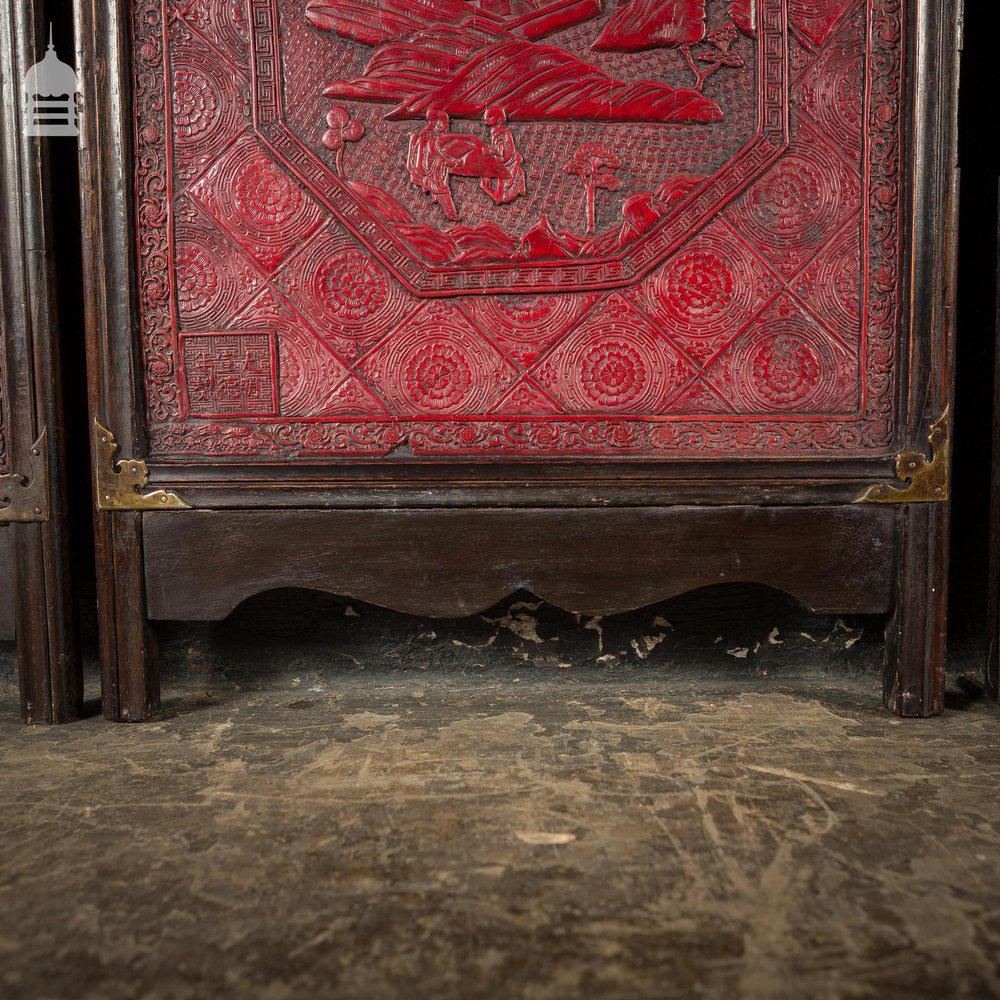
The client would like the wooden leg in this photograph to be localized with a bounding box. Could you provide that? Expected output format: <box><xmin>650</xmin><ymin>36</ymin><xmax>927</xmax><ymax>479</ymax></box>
<box><xmin>989</xmin><ymin>270</ymin><xmax>1000</xmax><ymax>698</ymax></box>
<box><xmin>989</xmin><ymin>607</ymin><xmax>999</xmax><ymax>701</ymax></box>
<box><xmin>96</xmin><ymin>510</ymin><xmax>159</xmax><ymax>722</ymax></box>
<box><xmin>884</xmin><ymin>504</ymin><xmax>949</xmax><ymax>717</ymax></box>
<box><xmin>988</xmin><ymin>482</ymin><xmax>999</xmax><ymax>699</ymax></box>
<box><xmin>12</xmin><ymin>520</ymin><xmax>81</xmax><ymax>725</ymax></box>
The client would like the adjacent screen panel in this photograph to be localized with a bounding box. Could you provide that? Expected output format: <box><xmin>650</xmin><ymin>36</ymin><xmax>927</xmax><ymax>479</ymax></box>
<box><xmin>1</xmin><ymin>309</ymin><xmax>8</xmax><ymax>474</ymax></box>
<box><xmin>0</xmin><ymin>528</ymin><xmax>13</xmax><ymax>639</ymax></box>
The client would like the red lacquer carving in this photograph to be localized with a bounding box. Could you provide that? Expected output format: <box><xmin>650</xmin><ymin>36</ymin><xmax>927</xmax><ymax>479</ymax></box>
<box><xmin>310</xmin><ymin>0</ymin><xmax>723</xmax><ymax>123</ymax></box>
<box><xmin>132</xmin><ymin>0</ymin><xmax>904</xmax><ymax>459</ymax></box>
<box><xmin>246</xmin><ymin>0</ymin><xmax>781</xmax><ymax>290</ymax></box>
<box><xmin>789</xmin><ymin>0</ymin><xmax>857</xmax><ymax>47</ymax></box>
<box><xmin>405</xmin><ymin>110</ymin><xmax>526</xmax><ymax>222</ymax></box>
<box><xmin>181</xmin><ymin>332</ymin><xmax>279</xmax><ymax>417</ymax></box>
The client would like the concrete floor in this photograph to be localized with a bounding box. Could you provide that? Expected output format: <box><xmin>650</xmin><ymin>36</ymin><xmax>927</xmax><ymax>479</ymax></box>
<box><xmin>0</xmin><ymin>590</ymin><xmax>998</xmax><ymax>999</ymax></box>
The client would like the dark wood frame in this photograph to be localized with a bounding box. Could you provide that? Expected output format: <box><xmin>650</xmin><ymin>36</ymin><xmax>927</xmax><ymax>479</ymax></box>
<box><xmin>0</xmin><ymin>1</ymin><xmax>81</xmax><ymax>723</ymax></box>
<box><xmin>76</xmin><ymin>0</ymin><xmax>962</xmax><ymax>721</ymax></box>
<box><xmin>0</xmin><ymin>531</ymin><xmax>14</xmax><ymax>643</ymax></box>
<box><xmin>988</xmin><ymin>182</ymin><xmax>1000</xmax><ymax>702</ymax></box>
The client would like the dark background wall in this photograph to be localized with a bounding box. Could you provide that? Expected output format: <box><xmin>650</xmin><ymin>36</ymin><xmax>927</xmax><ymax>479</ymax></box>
<box><xmin>951</xmin><ymin>1</ymin><xmax>997</xmax><ymax>660</ymax></box>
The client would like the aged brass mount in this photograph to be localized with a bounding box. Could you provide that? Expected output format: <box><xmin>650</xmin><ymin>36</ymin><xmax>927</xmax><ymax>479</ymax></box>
<box><xmin>857</xmin><ymin>409</ymin><xmax>951</xmax><ymax>504</ymax></box>
<box><xmin>93</xmin><ymin>419</ymin><xmax>191</xmax><ymax>511</ymax></box>
<box><xmin>0</xmin><ymin>430</ymin><xmax>50</xmax><ymax>523</ymax></box>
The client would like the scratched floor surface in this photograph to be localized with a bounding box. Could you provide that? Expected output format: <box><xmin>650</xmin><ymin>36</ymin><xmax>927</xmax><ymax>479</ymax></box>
<box><xmin>1</xmin><ymin>589</ymin><xmax>998</xmax><ymax>999</ymax></box>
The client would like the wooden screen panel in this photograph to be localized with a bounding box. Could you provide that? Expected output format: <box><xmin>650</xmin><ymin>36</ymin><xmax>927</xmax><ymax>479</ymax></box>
<box><xmin>133</xmin><ymin>0</ymin><xmax>900</xmax><ymax>459</ymax></box>
<box><xmin>1</xmin><ymin>85</ymin><xmax>11</xmax><ymax>642</ymax></box>
<box><xmin>0</xmin><ymin>310</ymin><xmax>9</xmax><ymax>640</ymax></box>
<box><xmin>989</xmin><ymin>186</ymin><xmax>1000</xmax><ymax>702</ymax></box>
<box><xmin>0</xmin><ymin>3</ymin><xmax>81</xmax><ymax>719</ymax></box>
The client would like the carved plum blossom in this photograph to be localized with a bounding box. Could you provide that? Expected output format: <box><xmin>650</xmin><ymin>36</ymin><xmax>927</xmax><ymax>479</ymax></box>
<box><xmin>323</xmin><ymin>105</ymin><xmax>365</xmax><ymax>175</ymax></box>
<box><xmin>581</xmin><ymin>340</ymin><xmax>646</xmax><ymax>408</ymax></box>
<box><xmin>683</xmin><ymin>23</ymin><xmax>745</xmax><ymax>90</ymax></box>
<box><xmin>667</xmin><ymin>248</ymin><xmax>735</xmax><ymax>322</ymax></box>
<box><xmin>173</xmin><ymin>68</ymin><xmax>219</xmax><ymax>140</ymax></box>
<box><xmin>751</xmin><ymin>334</ymin><xmax>822</xmax><ymax>405</ymax></box>
<box><xmin>175</xmin><ymin>245</ymin><xmax>220</xmax><ymax>313</ymax></box>
<box><xmin>318</xmin><ymin>251</ymin><xmax>387</xmax><ymax>321</ymax></box>
<box><xmin>232</xmin><ymin>155</ymin><xmax>302</xmax><ymax>227</ymax></box>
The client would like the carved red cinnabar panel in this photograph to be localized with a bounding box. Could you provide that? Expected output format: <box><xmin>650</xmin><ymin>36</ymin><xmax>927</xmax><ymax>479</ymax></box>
<box><xmin>136</xmin><ymin>0</ymin><xmax>901</xmax><ymax>458</ymax></box>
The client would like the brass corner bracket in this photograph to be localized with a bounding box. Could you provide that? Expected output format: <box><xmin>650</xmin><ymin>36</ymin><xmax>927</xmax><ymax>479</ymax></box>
<box><xmin>93</xmin><ymin>419</ymin><xmax>191</xmax><ymax>511</ymax></box>
<box><xmin>0</xmin><ymin>430</ymin><xmax>50</xmax><ymax>523</ymax></box>
<box><xmin>857</xmin><ymin>409</ymin><xmax>951</xmax><ymax>504</ymax></box>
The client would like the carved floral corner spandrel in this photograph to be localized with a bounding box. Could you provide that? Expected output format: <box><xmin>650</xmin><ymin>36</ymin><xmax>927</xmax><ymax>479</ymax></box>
<box><xmin>92</xmin><ymin>420</ymin><xmax>190</xmax><ymax>511</ymax></box>
<box><xmin>0</xmin><ymin>431</ymin><xmax>50</xmax><ymax>523</ymax></box>
<box><xmin>857</xmin><ymin>410</ymin><xmax>951</xmax><ymax>504</ymax></box>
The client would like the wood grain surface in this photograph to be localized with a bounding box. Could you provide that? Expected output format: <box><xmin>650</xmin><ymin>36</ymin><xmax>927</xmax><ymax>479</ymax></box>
<box><xmin>0</xmin><ymin>528</ymin><xmax>14</xmax><ymax>640</ymax></box>
<box><xmin>143</xmin><ymin>506</ymin><xmax>897</xmax><ymax>622</ymax></box>
<box><xmin>0</xmin><ymin>0</ymin><xmax>80</xmax><ymax>722</ymax></box>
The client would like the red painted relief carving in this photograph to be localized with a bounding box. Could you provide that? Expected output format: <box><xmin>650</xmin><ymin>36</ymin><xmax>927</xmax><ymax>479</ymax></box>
<box><xmin>134</xmin><ymin>0</ymin><xmax>904</xmax><ymax>458</ymax></box>
<box><xmin>215</xmin><ymin>0</ymin><xmax>781</xmax><ymax>292</ymax></box>
<box><xmin>788</xmin><ymin>0</ymin><xmax>857</xmax><ymax>46</ymax></box>
<box><xmin>180</xmin><ymin>332</ymin><xmax>279</xmax><ymax>416</ymax></box>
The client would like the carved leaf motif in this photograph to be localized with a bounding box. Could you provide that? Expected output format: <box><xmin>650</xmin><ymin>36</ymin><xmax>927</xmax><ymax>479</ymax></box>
<box><xmin>728</xmin><ymin>0</ymin><xmax>757</xmax><ymax>36</ymax></box>
<box><xmin>305</xmin><ymin>0</ymin><xmax>494</xmax><ymax>45</ymax></box>
<box><xmin>327</xmin><ymin>34</ymin><xmax>722</xmax><ymax>123</ymax></box>
<box><xmin>305</xmin><ymin>0</ymin><xmax>603</xmax><ymax>45</ymax></box>
<box><xmin>592</xmin><ymin>0</ymin><xmax>708</xmax><ymax>51</ymax></box>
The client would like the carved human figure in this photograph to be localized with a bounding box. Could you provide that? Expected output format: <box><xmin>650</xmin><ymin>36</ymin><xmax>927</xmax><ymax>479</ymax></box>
<box><xmin>407</xmin><ymin>111</ymin><xmax>462</xmax><ymax>220</ymax></box>
<box><xmin>406</xmin><ymin>109</ymin><xmax>514</xmax><ymax>220</ymax></box>
<box><xmin>480</xmin><ymin>108</ymin><xmax>526</xmax><ymax>206</ymax></box>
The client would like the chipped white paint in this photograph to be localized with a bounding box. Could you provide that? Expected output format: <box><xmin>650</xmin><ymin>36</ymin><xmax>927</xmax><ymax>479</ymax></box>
<box><xmin>482</xmin><ymin>601</ymin><xmax>546</xmax><ymax>644</ymax></box>
<box><xmin>515</xmin><ymin>831</ymin><xmax>577</xmax><ymax>845</ymax></box>
<box><xmin>630</xmin><ymin>634</ymin><xmax>666</xmax><ymax>659</ymax></box>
